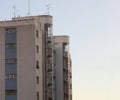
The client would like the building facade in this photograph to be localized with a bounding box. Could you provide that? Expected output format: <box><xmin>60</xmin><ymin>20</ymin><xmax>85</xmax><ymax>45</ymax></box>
<box><xmin>0</xmin><ymin>15</ymin><xmax>72</xmax><ymax>100</ymax></box>
<box><xmin>53</xmin><ymin>36</ymin><xmax>72</xmax><ymax>100</ymax></box>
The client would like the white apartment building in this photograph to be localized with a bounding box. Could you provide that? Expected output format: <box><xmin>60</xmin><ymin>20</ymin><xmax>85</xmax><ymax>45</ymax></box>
<box><xmin>0</xmin><ymin>15</ymin><xmax>72</xmax><ymax>100</ymax></box>
<box><xmin>54</xmin><ymin>36</ymin><xmax>72</xmax><ymax>100</ymax></box>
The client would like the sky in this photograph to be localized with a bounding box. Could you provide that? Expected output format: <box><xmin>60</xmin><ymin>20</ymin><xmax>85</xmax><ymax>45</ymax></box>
<box><xmin>1</xmin><ymin>0</ymin><xmax>120</xmax><ymax>100</ymax></box>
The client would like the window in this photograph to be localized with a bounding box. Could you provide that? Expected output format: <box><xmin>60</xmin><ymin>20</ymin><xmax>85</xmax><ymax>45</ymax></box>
<box><xmin>37</xmin><ymin>92</ymin><xmax>39</xmax><ymax>100</ymax></box>
<box><xmin>36</xmin><ymin>30</ymin><xmax>39</xmax><ymax>38</ymax></box>
<box><xmin>36</xmin><ymin>45</ymin><xmax>39</xmax><ymax>53</ymax></box>
<box><xmin>5</xmin><ymin>73</ymin><xmax>17</xmax><ymax>80</ymax></box>
<box><xmin>5</xmin><ymin>28</ymin><xmax>16</xmax><ymax>43</ymax></box>
<box><xmin>5</xmin><ymin>43</ymin><xmax>16</xmax><ymax>48</ymax></box>
<box><xmin>5</xmin><ymin>90</ymin><xmax>17</xmax><ymax>95</ymax></box>
<box><xmin>36</xmin><ymin>61</ymin><xmax>39</xmax><ymax>69</ymax></box>
<box><xmin>36</xmin><ymin>76</ymin><xmax>39</xmax><ymax>84</ymax></box>
<box><xmin>5</xmin><ymin>47</ymin><xmax>16</xmax><ymax>58</ymax></box>
<box><xmin>5</xmin><ymin>58</ymin><xmax>17</xmax><ymax>64</ymax></box>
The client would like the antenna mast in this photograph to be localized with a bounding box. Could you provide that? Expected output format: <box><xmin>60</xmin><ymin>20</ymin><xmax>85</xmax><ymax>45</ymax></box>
<box><xmin>28</xmin><ymin>0</ymin><xmax>30</xmax><ymax>15</ymax></box>
<box><xmin>13</xmin><ymin>5</ymin><xmax>16</xmax><ymax>17</ymax></box>
<box><xmin>46</xmin><ymin>5</ymin><xmax>50</xmax><ymax>15</ymax></box>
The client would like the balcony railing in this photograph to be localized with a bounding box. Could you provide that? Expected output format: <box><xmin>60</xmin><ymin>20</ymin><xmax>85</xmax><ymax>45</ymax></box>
<box><xmin>64</xmin><ymin>51</ymin><xmax>68</xmax><ymax>58</ymax></box>
<box><xmin>63</xmin><ymin>65</ymin><xmax>68</xmax><ymax>70</ymax></box>
<box><xmin>64</xmin><ymin>87</ymin><xmax>69</xmax><ymax>94</ymax></box>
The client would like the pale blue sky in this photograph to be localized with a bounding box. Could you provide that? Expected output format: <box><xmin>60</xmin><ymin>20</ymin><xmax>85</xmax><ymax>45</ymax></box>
<box><xmin>1</xmin><ymin>0</ymin><xmax>120</xmax><ymax>100</ymax></box>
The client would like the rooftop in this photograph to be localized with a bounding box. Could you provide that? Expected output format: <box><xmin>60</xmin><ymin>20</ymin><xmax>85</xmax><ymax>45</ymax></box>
<box><xmin>0</xmin><ymin>15</ymin><xmax>52</xmax><ymax>28</ymax></box>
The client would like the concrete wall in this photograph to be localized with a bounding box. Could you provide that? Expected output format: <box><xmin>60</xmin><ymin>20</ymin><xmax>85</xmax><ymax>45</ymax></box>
<box><xmin>54</xmin><ymin>42</ymin><xmax>64</xmax><ymax>100</ymax></box>
<box><xmin>0</xmin><ymin>28</ymin><xmax>5</xmax><ymax>100</ymax></box>
<box><xmin>17</xmin><ymin>25</ymin><xmax>36</xmax><ymax>100</ymax></box>
<box><xmin>34</xmin><ymin>19</ymin><xmax>43</xmax><ymax>100</ymax></box>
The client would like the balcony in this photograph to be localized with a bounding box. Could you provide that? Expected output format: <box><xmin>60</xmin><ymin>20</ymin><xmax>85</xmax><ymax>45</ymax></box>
<box><xmin>63</xmin><ymin>58</ymin><xmax>69</xmax><ymax>70</ymax></box>
<box><xmin>63</xmin><ymin>65</ymin><xmax>68</xmax><ymax>70</ymax></box>
<box><xmin>63</xmin><ymin>71</ymin><xmax>68</xmax><ymax>82</ymax></box>
<box><xmin>47</xmin><ymin>53</ymin><xmax>52</xmax><ymax>58</ymax></box>
<box><xmin>63</xmin><ymin>51</ymin><xmax>68</xmax><ymax>58</ymax></box>
<box><xmin>64</xmin><ymin>93</ymin><xmax>69</xmax><ymax>100</ymax></box>
<box><xmin>48</xmin><ymin>82</ymin><xmax>52</xmax><ymax>87</ymax></box>
<box><xmin>47</xmin><ymin>58</ymin><xmax>52</xmax><ymax>63</ymax></box>
<box><xmin>47</xmin><ymin>64</ymin><xmax>52</xmax><ymax>69</ymax></box>
<box><xmin>64</xmin><ymin>87</ymin><xmax>69</xmax><ymax>94</ymax></box>
<box><xmin>47</xmin><ymin>78</ymin><xmax>52</xmax><ymax>88</ymax></box>
<box><xmin>63</xmin><ymin>73</ymin><xmax>68</xmax><ymax>82</ymax></box>
<box><xmin>47</xmin><ymin>68</ymin><xmax>52</xmax><ymax>72</ymax></box>
<box><xmin>47</xmin><ymin>37</ymin><xmax>52</xmax><ymax>43</ymax></box>
<box><xmin>47</xmin><ymin>49</ymin><xmax>52</xmax><ymax>58</ymax></box>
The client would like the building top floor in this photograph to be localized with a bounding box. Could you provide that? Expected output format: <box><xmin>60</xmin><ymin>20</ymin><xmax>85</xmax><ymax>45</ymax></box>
<box><xmin>54</xmin><ymin>35</ymin><xmax>69</xmax><ymax>44</ymax></box>
<box><xmin>0</xmin><ymin>15</ymin><xmax>52</xmax><ymax>28</ymax></box>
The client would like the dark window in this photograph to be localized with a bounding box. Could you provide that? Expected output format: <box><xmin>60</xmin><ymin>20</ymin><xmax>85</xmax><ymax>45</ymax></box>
<box><xmin>36</xmin><ymin>61</ymin><xmax>39</xmax><ymax>69</ymax></box>
<box><xmin>37</xmin><ymin>76</ymin><xmax>39</xmax><ymax>84</ymax></box>
<box><xmin>36</xmin><ymin>45</ymin><xmax>39</xmax><ymax>53</ymax></box>
<box><xmin>36</xmin><ymin>30</ymin><xmax>39</xmax><ymax>38</ymax></box>
<box><xmin>37</xmin><ymin>92</ymin><xmax>39</xmax><ymax>100</ymax></box>
<box><xmin>5</xmin><ymin>90</ymin><xmax>17</xmax><ymax>95</ymax></box>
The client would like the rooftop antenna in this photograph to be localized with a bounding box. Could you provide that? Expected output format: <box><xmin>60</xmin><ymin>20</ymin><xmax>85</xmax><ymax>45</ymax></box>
<box><xmin>46</xmin><ymin>4</ymin><xmax>50</xmax><ymax>15</ymax></box>
<box><xmin>28</xmin><ymin>0</ymin><xmax>30</xmax><ymax>15</ymax></box>
<box><xmin>17</xmin><ymin>10</ymin><xmax>20</xmax><ymax>17</ymax></box>
<box><xmin>13</xmin><ymin>5</ymin><xmax>16</xmax><ymax>17</ymax></box>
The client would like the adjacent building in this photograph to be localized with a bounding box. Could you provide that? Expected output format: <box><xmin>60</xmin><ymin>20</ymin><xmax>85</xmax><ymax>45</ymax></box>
<box><xmin>54</xmin><ymin>36</ymin><xmax>72</xmax><ymax>100</ymax></box>
<box><xmin>0</xmin><ymin>15</ymin><xmax>72</xmax><ymax>100</ymax></box>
